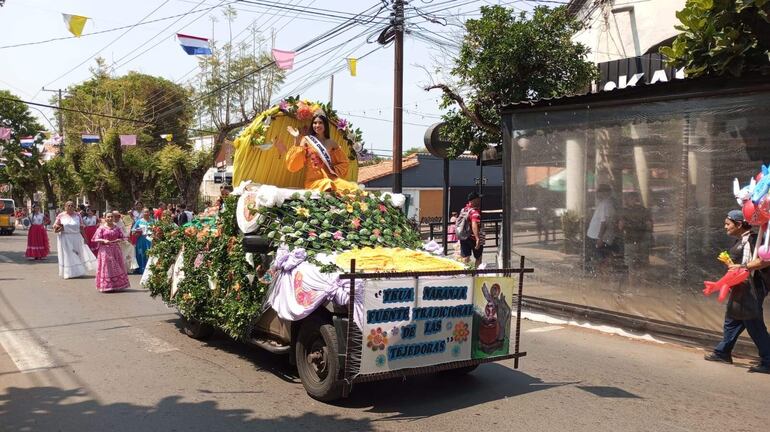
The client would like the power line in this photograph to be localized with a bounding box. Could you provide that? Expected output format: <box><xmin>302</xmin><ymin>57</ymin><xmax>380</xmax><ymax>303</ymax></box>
<box><xmin>109</xmin><ymin>0</ymin><xmax>227</xmax><ymax>73</ymax></box>
<box><xmin>0</xmin><ymin>96</ymin><xmax>216</xmax><ymax>134</ymax></box>
<box><xmin>153</xmin><ymin>1</ymin><xmax>388</xmax><ymax>120</ymax></box>
<box><xmin>40</xmin><ymin>1</ymin><xmax>172</xmax><ymax>89</ymax></box>
<box><xmin>0</xmin><ymin>3</ymin><xmax>232</xmax><ymax>50</ymax></box>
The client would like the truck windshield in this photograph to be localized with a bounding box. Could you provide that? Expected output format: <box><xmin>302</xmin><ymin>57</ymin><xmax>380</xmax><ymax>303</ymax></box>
<box><xmin>0</xmin><ymin>200</ymin><xmax>15</xmax><ymax>215</ymax></box>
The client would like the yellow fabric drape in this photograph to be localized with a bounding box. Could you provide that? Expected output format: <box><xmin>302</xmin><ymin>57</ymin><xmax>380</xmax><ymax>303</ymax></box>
<box><xmin>233</xmin><ymin>110</ymin><xmax>359</xmax><ymax>188</ymax></box>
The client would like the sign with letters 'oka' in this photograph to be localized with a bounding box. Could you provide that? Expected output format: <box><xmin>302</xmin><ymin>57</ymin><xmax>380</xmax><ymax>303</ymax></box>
<box><xmin>598</xmin><ymin>53</ymin><xmax>685</xmax><ymax>93</ymax></box>
<box><xmin>358</xmin><ymin>276</ymin><xmax>515</xmax><ymax>375</ymax></box>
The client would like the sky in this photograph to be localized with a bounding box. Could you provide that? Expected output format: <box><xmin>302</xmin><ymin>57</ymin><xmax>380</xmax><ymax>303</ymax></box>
<box><xmin>0</xmin><ymin>0</ymin><xmax>534</xmax><ymax>156</ymax></box>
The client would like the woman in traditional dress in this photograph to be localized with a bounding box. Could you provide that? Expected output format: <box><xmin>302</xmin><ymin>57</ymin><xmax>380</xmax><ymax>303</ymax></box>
<box><xmin>25</xmin><ymin>204</ymin><xmax>50</xmax><ymax>260</ymax></box>
<box><xmin>83</xmin><ymin>208</ymin><xmax>99</xmax><ymax>254</ymax></box>
<box><xmin>285</xmin><ymin>113</ymin><xmax>358</xmax><ymax>192</ymax></box>
<box><xmin>129</xmin><ymin>201</ymin><xmax>143</xmax><ymax>245</ymax></box>
<box><xmin>113</xmin><ymin>210</ymin><xmax>138</xmax><ymax>272</ymax></box>
<box><xmin>92</xmin><ymin>212</ymin><xmax>130</xmax><ymax>293</ymax></box>
<box><xmin>53</xmin><ymin>201</ymin><xmax>96</xmax><ymax>279</ymax></box>
<box><xmin>132</xmin><ymin>208</ymin><xmax>153</xmax><ymax>274</ymax></box>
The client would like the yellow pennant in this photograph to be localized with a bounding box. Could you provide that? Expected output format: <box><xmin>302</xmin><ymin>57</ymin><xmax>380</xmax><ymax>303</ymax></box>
<box><xmin>160</xmin><ymin>134</ymin><xmax>173</xmax><ymax>142</ymax></box>
<box><xmin>62</xmin><ymin>14</ymin><xmax>89</xmax><ymax>37</ymax></box>
<box><xmin>346</xmin><ymin>58</ymin><xmax>357</xmax><ymax>77</ymax></box>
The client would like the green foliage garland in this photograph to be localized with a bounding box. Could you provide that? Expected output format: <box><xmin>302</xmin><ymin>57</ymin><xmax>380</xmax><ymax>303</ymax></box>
<box><xmin>145</xmin><ymin>190</ymin><xmax>422</xmax><ymax>340</ymax></box>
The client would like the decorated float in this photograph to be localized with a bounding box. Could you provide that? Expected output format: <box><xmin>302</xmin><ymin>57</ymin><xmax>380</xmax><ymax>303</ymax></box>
<box><xmin>144</xmin><ymin>98</ymin><xmax>531</xmax><ymax>401</ymax></box>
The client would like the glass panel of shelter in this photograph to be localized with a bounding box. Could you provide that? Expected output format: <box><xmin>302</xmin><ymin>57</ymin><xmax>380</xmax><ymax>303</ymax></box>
<box><xmin>507</xmin><ymin>92</ymin><xmax>770</xmax><ymax>331</ymax></box>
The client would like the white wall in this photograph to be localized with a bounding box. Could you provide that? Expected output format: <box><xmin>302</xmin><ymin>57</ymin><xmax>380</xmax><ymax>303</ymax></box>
<box><xmin>572</xmin><ymin>0</ymin><xmax>686</xmax><ymax>64</ymax></box>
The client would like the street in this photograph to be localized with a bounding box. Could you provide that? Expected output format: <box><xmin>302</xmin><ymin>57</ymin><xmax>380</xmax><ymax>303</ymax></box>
<box><xmin>0</xmin><ymin>231</ymin><xmax>767</xmax><ymax>432</ymax></box>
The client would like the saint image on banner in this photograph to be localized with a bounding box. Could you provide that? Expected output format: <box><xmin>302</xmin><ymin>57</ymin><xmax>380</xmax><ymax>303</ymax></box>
<box><xmin>471</xmin><ymin>277</ymin><xmax>513</xmax><ymax>359</ymax></box>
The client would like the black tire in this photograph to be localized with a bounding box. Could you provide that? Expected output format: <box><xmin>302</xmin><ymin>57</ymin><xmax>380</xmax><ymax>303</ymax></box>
<box><xmin>441</xmin><ymin>364</ymin><xmax>479</xmax><ymax>376</ymax></box>
<box><xmin>182</xmin><ymin>316</ymin><xmax>214</xmax><ymax>340</ymax></box>
<box><xmin>295</xmin><ymin>315</ymin><xmax>345</xmax><ymax>402</ymax></box>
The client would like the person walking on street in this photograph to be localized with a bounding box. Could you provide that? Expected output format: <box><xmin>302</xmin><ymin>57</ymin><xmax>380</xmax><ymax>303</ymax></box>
<box><xmin>131</xmin><ymin>208</ymin><xmax>153</xmax><ymax>275</ymax></box>
<box><xmin>704</xmin><ymin>210</ymin><xmax>770</xmax><ymax>374</ymax></box>
<box><xmin>25</xmin><ymin>203</ymin><xmax>49</xmax><ymax>260</ymax></box>
<box><xmin>92</xmin><ymin>212</ymin><xmax>130</xmax><ymax>293</ymax></box>
<box><xmin>53</xmin><ymin>201</ymin><xmax>96</xmax><ymax>279</ymax></box>
<box><xmin>457</xmin><ymin>192</ymin><xmax>484</xmax><ymax>268</ymax></box>
<box><xmin>83</xmin><ymin>208</ymin><xmax>99</xmax><ymax>254</ymax></box>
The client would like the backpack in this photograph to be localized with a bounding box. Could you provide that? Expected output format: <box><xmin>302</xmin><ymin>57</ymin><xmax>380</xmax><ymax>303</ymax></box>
<box><xmin>455</xmin><ymin>207</ymin><xmax>473</xmax><ymax>241</ymax></box>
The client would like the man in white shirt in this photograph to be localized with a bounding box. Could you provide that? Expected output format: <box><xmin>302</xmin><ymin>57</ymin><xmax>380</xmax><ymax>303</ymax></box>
<box><xmin>587</xmin><ymin>184</ymin><xmax>616</xmax><ymax>266</ymax></box>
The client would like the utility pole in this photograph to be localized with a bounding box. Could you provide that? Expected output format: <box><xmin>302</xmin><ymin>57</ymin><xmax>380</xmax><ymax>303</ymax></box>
<box><xmin>392</xmin><ymin>0</ymin><xmax>404</xmax><ymax>194</ymax></box>
<box><xmin>329</xmin><ymin>74</ymin><xmax>334</xmax><ymax>107</ymax></box>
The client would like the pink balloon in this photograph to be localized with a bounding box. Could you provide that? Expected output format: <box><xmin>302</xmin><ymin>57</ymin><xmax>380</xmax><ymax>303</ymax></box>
<box><xmin>759</xmin><ymin>244</ymin><xmax>770</xmax><ymax>261</ymax></box>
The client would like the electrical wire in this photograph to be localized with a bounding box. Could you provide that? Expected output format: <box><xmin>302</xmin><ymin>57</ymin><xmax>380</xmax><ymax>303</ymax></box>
<box><xmin>40</xmin><ymin>1</ymin><xmax>173</xmax><ymax>89</ymax></box>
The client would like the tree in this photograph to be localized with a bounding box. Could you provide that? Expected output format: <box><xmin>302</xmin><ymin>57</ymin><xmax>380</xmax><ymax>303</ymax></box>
<box><xmin>195</xmin><ymin>9</ymin><xmax>285</xmax><ymax>172</ymax></box>
<box><xmin>661</xmin><ymin>0</ymin><xmax>770</xmax><ymax>77</ymax></box>
<box><xmin>61</xmin><ymin>62</ymin><xmax>197</xmax><ymax>209</ymax></box>
<box><xmin>425</xmin><ymin>5</ymin><xmax>596</xmax><ymax>157</ymax></box>
<box><xmin>0</xmin><ymin>90</ymin><xmax>47</xmax><ymax>204</ymax></box>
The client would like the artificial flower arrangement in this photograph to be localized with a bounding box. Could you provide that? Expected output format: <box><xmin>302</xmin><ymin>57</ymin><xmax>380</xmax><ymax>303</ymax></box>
<box><xmin>143</xmin><ymin>186</ymin><xmax>451</xmax><ymax>340</ymax></box>
<box><xmin>239</xmin><ymin>97</ymin><xmax>364</xmax><ymax>161</ymax></box>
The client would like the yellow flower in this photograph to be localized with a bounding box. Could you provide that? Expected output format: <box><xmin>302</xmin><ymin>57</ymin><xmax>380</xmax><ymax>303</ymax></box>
<box><xmin>359</xmin><ymin>202</ymin><xmax>369</xmax><ymax>212</ymax></box>
<box><xmin>345</xmin><ymin>203</ymin><xmax>354</xmax><ymax>213</ymax></box>
<box><xmin>295</xmin><ymin>207</ymin><xmax>310</xmax><ymax>218</ymax></box>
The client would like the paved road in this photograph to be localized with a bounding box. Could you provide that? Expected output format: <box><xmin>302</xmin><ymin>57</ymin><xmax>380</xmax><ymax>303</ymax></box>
<box><xmin>1</xmin><ymin>230</ymin><xmax>769</xmax><ymax>431</ymax></box>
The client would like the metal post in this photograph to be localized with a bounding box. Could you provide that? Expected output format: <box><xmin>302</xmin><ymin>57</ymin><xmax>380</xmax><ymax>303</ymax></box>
<box><xmin>514</xmin><ymin>255</ymin><xmax>525</xmax><ymax>368</ymax></box>
<box><xmin>392</xmin><ymin>0</ymin><xmax>404</xmax><ymax>194</ymax></box>
<box><xmin>329</xmin><ymin>74</ymin><xmax>334</xmax><ymax>107</ymax></box>
<box><xmin>343</xmin><ymin>258</ymin><xmax>356</xmax><ymax>396</ymax></box>
<box><xmin>442</xmin><ymin>157</ymin><xmax>449</xmax><ymax>256</ymax></box>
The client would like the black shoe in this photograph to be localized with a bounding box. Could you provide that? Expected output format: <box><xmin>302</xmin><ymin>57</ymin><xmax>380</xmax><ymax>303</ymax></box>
<box><xmin>704</xmin><ymin>353</ymin><xmax>733</xmax><ymax>364</ymax></box>
<box><xmin>748</xmin><ymin>364</ymin><xmax>770</xmax><ymax>374</ymax></box>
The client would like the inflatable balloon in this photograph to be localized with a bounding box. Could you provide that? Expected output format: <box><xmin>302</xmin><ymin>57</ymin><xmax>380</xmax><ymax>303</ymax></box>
<box><xmin>734</xmin><ymin>177</ymin><xmax>756</xmax><ymax>206</ymax></box>
<box><xmin>759</xmin><ymin>228</ymin><xmax>770</xmax><ymax>261</ymax></box>
<box><xmin>751</xmin><ymin>165</ymin><xmax>770</xmax><ymax>203</ymax></box>
<box><xmin>703</xmin><ymin>267</ymin><xmax>749</xmax><ymax>303</ymax></box>
<box><xmin>752</xmin><ymin>195</ymin><xmax>770</xmax><ymax>226</ymax></box>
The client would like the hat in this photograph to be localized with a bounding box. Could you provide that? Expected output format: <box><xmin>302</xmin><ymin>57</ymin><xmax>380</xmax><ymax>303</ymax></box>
<box><xmin>727</xmin><ymin>209</ymin><xmax>745</xmax><ymax>223</ymax></box>
<box><xmin>467</xmin><ymin>191</ymin><xmax>481</xmax><ymax>202</ymax></box>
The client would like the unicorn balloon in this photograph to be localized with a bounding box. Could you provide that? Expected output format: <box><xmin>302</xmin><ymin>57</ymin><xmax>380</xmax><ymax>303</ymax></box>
<box><xmin>751</xmin><ymin>164</ymin><xmax>770</xmax><ymax>204</ymax></box>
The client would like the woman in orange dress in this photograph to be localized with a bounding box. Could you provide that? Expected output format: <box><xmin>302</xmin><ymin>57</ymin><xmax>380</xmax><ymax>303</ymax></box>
<box><xmin>285</xmin><ymin>113</ymin><xmax>358</xmax><ymax>192</ymax></box>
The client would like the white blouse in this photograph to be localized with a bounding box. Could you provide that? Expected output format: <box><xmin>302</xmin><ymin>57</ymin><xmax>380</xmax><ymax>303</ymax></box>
<box><xmin>30</xmin><ymin>213</ymin><xmax>45</xmax><ymax>225</ymax></box>
<box><xmin>83</xmin><ymin>215</ymin><xmax>98</xmax><ymax>227</ymax></box>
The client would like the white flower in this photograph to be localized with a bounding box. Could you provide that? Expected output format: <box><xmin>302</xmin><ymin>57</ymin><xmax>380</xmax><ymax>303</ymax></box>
<box><xmin>353</xmin><ymin>142</ymin><xmax>363</xmax><ymax>153</ymax></box>
<box><xmin>380</xmin><ymin>192</ymin><xmax>406</xmax><ymax>208</ymax></box>
<box><xmin>244</xmin><ymin>252</ymin><xmax>255</xmax><ymax>267</ymax></box>
<box><xmin>314</xmin><ymin>252</ymin><xmax>337</xmax><ymax>266</ymax></box>
<box><xmin>233</xmin><ymin>180</ymin><xmax>253</xmax><ymax>196</ymax></box>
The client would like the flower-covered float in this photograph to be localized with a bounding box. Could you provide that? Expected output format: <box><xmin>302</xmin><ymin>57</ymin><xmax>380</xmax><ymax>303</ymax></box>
<box><xmin>143</xmin><ymin>99</ymin><xmax>530</xmax><ymax>402</ymax></box>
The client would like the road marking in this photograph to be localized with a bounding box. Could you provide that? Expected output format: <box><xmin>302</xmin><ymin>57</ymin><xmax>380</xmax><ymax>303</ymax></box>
<box><xmin>126</xmin><ymin>327</ymin><xmax>177</xmax><ymax>354</ymax></box>
<box><xmin>0</xmin><ymin>254</ymin><xmax>13</xmax><ymax>264</ymax></box>
<box><xmin>0</xmin><ymin>326</ymin><xmax>57</xmax><ymax>372</ymax></box>
<box><xmin>525</xmin><ymin>325</ymin><xmax>564</xmax><ymax>334</ymax></box>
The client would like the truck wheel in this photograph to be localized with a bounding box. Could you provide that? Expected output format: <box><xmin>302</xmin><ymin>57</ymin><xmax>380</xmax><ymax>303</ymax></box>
<box><xmin>182</xmin><ymin>317</ymin><xmax>214</xmax><ymax>340</ymax></box>
<box><xmin>295</xmin><ymin>315</ymin><xmax>345</xmax><ymax>402</ymax></box>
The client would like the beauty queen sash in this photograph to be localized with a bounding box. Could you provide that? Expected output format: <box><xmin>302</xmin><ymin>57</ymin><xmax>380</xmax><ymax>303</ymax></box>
<box><xmin>304</xmin><ymin>135</ymin><xmax>334</xmax><ymax>175</ymax></box>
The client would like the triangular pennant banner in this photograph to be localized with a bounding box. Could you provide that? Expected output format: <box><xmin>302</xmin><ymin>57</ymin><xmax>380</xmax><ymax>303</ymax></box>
<box><xmin>271</xmin><ymin>49</ymin><xmax>296</xmax><ymax>70</ymax></box>
<box><xmin>62</xmin><ymin>13</ymin><xmax>89</xmax><ymax>37</ymax></box>
<box><xmin>347</xmin><ymin>58</ymin><xmax>357</xmax><ymax>77</ymax></box>
<box><xmin>119</xmin><ymin>135</ymin><xmax>137</xmax><ymax>146</ymax></box>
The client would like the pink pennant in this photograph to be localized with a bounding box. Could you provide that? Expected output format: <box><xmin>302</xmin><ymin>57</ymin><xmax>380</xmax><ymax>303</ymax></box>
<box><xmin>119</xmin><ymin>135</ymin><xmax>137</xmax><ymax>146</ymax></box>
<box><xmin>0</xmin><ymin>127</ymin><xmax>11</xmax><ymax>140</ymax></box>
<box><xmin>271</xmin><ymin>49</ymin><xmax>296</xmax><ymax>70</ymax></box>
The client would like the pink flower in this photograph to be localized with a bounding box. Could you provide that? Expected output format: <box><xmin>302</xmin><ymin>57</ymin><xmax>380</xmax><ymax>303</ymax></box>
<box><xmin>378</xmin><ymin>203</ymin><xmax>387</xmax><ymax>213</ymax></box>
<box><xmin>308</xmin><ymin>231</ymin><xmax>317</xmax><ymax>238</ymax></box>
<box><xmin>333</xmin><ymin>230</ymin><xmax>343</xmax><ymax>240</ymax></box>
<box><xmin>337</xmin><ymin>118</ymin><xmax>348</xmax><ymax>130</ymax></box>
<box><xmin>194</xmin><ymin>253</ymin><xmax>204</xmax><ymax>268</ymax></box>
<box><xmin>278</xmin><ymin>100</ymin><xmax>288</xmax><ymax>111</ymax></box>
<box><xmin>351</xmin><ymin>218</ymin><xmax>361</xmax><ymax>229</ymax></box>
<box><xmin>373</xmin><ymin>228</ymin><xmax>381</xmax><ymax>237</ymax></box>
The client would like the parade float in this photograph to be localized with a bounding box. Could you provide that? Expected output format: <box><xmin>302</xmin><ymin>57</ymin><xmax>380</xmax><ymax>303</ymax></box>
<box><xmin>144</xmin><ymin>98</ymin><xmax>530</xmax><ymax>401</ymax></box>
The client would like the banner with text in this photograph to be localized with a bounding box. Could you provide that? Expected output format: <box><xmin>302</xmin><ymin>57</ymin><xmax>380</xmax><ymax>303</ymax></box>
<box><xmin>359</xmin><ymin>276</ymin><xmax>477</xmax><ymax>375</ymax></box>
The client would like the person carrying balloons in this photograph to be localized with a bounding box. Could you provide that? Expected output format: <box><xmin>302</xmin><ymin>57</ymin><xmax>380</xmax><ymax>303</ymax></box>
<box><xmin>704</xmin><ymin>210</ymin><xmax>770</xmax><ymax>374</ymax></box>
